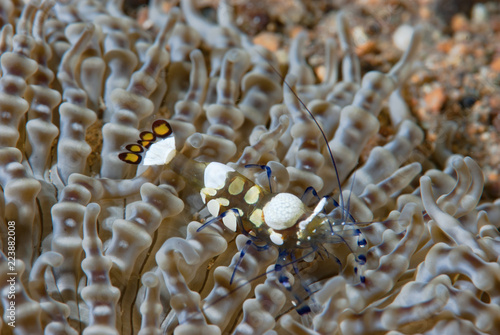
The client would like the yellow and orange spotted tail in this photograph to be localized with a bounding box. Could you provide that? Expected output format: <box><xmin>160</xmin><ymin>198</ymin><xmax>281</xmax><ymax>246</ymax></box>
<box><xmin>119</xmin><ymin>119</ymin><xmax>174</xmax><ymax>165</ymax></box>
<box><xmin>137</xmin><ymin>131</ymin><xmax>156</xmax><ymax>149</ymax></box>
<box><xmin>118</xmin><ymin>151</ymin><xmax>143</xmax><ymax>164</ymax></box>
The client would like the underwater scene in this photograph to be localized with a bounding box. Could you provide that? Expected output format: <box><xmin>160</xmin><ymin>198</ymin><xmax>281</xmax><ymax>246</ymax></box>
<box><xmin>0</xmin><ymin>0</ymin><xmax>499</xmax><ymax>334</ymax></box>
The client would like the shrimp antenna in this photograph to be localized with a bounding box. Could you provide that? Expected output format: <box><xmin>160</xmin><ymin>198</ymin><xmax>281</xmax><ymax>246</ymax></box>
<box><xmin>263</xmin><ymin>55</ymin><xmax>346</xmax><ymax>221</ymax></box>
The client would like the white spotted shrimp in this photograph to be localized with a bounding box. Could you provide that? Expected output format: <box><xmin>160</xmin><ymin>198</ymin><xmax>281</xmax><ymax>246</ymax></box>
<box><xmin>119</xmin><ymin>118</ymin><xmax>369</xmax><ymax>314</ymax></box>
<box><xmin>119</xmin><ymin>12</ymin><xmax>422</xmax><ymax>329</ymax></box>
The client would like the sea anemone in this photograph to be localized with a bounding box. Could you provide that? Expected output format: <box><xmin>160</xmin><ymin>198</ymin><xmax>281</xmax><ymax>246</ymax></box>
<box><xmin>0</xmin><ymin>0</ymin><xmax>499</xmax><ymax>334</ymax></box>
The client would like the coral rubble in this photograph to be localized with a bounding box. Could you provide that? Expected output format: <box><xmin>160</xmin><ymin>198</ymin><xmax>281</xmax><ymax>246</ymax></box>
<box><xmin>0</xmin><ymin>0</ymin><xmax>499</xmax><ymax>334</ymax></box>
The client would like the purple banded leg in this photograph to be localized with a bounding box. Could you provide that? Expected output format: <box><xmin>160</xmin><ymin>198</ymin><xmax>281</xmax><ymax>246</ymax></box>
<box><xmin>273</xmin><ymin>249</ymin><xmax>321</xmax><ymax>317</ymax></box>
<box><xmin>230</xmin><ymin>239</ymin><xmax>253</xmax><ymax>285</ymax></box>
<box><xmin>230</xmin><ymin>238</ymin><xmax>269</xmax><ymax>285</ymax></box>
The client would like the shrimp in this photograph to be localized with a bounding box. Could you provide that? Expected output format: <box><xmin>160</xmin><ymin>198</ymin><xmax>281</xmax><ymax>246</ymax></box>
<box><xmin>119</xmin><ymin>118</ymin><xmax>369</xmax><ymax>289</ymax></box>
<box><xmin>119</xmin><ymin>12</ymin><xmax>422</xmax><ymax>329</ymax></box>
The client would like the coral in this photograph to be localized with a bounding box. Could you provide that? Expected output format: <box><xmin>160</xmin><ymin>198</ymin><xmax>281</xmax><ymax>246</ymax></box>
<box><xmin>0</xmin><ymin>0</ymin><xmax>499</xmax><ymax>335</ymax></box>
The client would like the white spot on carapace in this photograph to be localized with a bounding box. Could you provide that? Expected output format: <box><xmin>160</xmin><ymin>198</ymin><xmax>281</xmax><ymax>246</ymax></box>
<box><xmin>270</xmin><ymin>231</ymin><xmax>284</xmax><ymax>245</ymax></box>
<box><xmin>204</xmin><ymin>162</ymin><xmax>235</xmax><ymax>189</ymax></box>
<box><xmin>143</xmin><ymin>137</ymin><xmax>176</xmax><ymax>165</ymax></box>
<box><xmin>244</xmin><ymin>185</ymin><xmax>260</xmax><ymax>204</ymax></box>
<box><xmin>222</xmin><ymin>211</ymin><xmax>238</xmax><ymax>232</ymax></box>
<box><xmin>207</xmin><ymin>199</ymin><xmax>221</xmax><ymax>217</ymax></box>
<box><xmin>263</xmin><ymin>193</ymin><xmax>305</xmax><ymax>231</ymax></box>
<box><xmin>228</xmin><ymin>177</ymin><xmax>245</xmax><ymax>195</ymax></box>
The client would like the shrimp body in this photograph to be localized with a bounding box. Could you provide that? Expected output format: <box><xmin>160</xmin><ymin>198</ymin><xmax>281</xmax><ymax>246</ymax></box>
<box><xmin>201</xmin><ymin>163</ymin><xmax>312</xmax><ymax>249</ymax></box>
<box><xmin>119</xmin><ymin>121</ymin><xmax>362</xmax><ymax>254</ymax></box>
<box><xmin>200</xmin><ymin>164</ymin><xmax>362</xmax><ymax>251</ymax></box>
